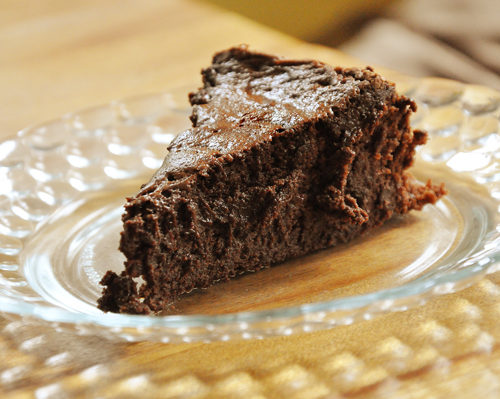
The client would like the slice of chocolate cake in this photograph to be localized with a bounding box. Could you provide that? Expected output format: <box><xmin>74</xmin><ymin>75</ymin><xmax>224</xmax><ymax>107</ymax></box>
<box><xmin>98</xmin><ymin>46</ymin><xmax>445</xmax><ymax>314</ymax></box>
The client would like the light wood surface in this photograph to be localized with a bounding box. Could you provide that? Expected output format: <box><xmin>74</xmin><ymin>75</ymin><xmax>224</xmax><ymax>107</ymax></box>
<box><xmin>1</xmin><ymin>1</ymin><xmax>499</xmax><ymax>398</ymax></box>
<box><xmin>0</xmin><ymin>0</ymin><xmax>360</xmax><ymax>136</ymax></box>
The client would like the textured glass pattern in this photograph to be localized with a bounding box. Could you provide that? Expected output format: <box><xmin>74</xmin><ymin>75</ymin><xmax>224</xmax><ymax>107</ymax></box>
<box><xmin>0</xmin><ymin>79</ymin><xmax>498</xmax><ymax>343</ymax></box>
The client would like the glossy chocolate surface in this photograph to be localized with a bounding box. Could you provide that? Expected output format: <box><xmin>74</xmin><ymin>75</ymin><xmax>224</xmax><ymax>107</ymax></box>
<box><xmin>98</xmin><ymin>47</ymin><xmax>444</xmax><ymax>314</ymax></box>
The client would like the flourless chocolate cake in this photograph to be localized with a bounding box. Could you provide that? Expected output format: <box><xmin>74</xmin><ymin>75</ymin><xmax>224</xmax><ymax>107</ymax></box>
<box><xmin>98</xmin><ymin>46</ymin><xmax>445</xmax><ymax>314</ymax></box>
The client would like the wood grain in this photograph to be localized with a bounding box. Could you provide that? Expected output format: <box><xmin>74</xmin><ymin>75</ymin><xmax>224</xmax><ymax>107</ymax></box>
<box><xmin>1</xmin><ymin>1</ymin><xmax>497</xmax><ymax>398</ymax></box>
<box><xmin>0</xmin><ymin>0</ymin><xmax>360</xmax><ymax>137</ymax></box>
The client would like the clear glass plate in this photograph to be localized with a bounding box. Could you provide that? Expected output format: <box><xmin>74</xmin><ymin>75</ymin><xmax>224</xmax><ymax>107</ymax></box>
<box><xmin>0</xmin><ymin>79</ymin><xmax>499</xmax><ymax>343</ymax></box>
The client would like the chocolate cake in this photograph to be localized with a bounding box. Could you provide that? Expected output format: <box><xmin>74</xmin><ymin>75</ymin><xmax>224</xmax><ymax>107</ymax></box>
<box><xmin>98</xmin><ymin>46</ymin><xmax>445</xmax><ymax>314</ymax></box>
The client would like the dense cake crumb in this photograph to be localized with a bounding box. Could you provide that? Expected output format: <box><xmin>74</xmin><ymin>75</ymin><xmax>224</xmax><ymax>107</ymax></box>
<box><xmin>98</xmin><ymin>46</ymin><xmax>445</xmax><ymax>314</ymax></box>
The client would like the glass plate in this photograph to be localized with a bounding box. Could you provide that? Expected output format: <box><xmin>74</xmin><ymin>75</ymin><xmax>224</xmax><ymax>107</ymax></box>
<box><xmin>0</xmin><ymin>79</ymin><xmax>499</xmax><ymax>343</ymax></box>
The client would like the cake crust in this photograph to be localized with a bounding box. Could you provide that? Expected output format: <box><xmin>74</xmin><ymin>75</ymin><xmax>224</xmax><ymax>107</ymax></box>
<box><xmin>98</xmin><ymin>47</ymin><xmax>445</xmax><ymax>314</ymax></box>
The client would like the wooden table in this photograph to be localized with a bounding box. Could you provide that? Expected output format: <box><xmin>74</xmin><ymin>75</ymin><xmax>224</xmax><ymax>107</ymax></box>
<box><xmin>1</xmin><ymin>1</ymin><xmax>500</xmax><ymax>397</ymax></box>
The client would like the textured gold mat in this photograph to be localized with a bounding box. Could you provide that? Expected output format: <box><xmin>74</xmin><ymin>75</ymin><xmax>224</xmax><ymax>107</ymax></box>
<box><xmin>2</xmin><ymin>268</ymin><xmax>500</xmax><ymax>398</ymax></box>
